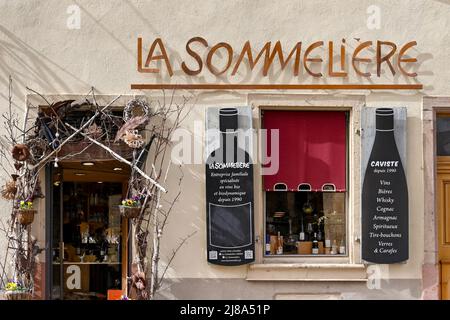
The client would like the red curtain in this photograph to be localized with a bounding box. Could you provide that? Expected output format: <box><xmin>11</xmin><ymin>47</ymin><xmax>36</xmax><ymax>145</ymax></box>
<box><xmin>263</xmin><ymin>111</ymin><xmax>346</xmax><ymax>192</ymax></box>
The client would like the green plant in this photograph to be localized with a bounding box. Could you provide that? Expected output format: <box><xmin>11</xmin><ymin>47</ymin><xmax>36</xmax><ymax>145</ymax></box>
<box><xmin>121</xmin><ymin>196</ymin><xmax>141</xmax><ymax>207</ymax></box>
<box><xmin>18</xmin><ymin>200</ymin><xmax>33</xmax><ymax>210</ymax></box>
<box><xmin>4</xmin><ymin>280</ymin><xmax>27</xmax><ymax>292</ymax></box>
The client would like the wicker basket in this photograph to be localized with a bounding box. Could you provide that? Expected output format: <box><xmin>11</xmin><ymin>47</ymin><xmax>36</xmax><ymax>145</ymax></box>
<box><xmin>119</xmin><ymin>205</ymin><xmax>141</xmax><ymax>219</ymax></box>
<box><xmin>5</xmin><ymin>291</ymin><xmax>32</xmax><ymax>300</ymax></box>
<box><xmin>15</xmin><ymin>209</ymin><xmax>37</xmax><ymax>226</ymax></box>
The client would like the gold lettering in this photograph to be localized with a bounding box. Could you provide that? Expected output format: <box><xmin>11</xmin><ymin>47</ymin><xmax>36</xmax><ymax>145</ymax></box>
<box><xmin>231</xmin><ymin>41</ymin><xmax>271</xmax><ymax>75</ymax></box>
<box><xmin>181</xmin><ymin>37</ymin><xmax>208</xmax><ymax>76</ymax></box>
<box><xmin>377</xmin><ymin>41</ymin><xmax>397</xmax><ymax>77</ymax></box>
<box><xmin>206</xmin><ymin>42</ymin><xmax>233</xmax><ymax>75</ymax></box>
<box><xmin>328</xmin><ymin>40</ymin><xmax>347</xmax><ymax>77</ymax></box>
<box><xmin>352</xmin><ymin>41</ymin><xmax>372</xmax><ymax>77</ymax></box>
<box><xmin>398</xmin><ymin>41</ymin><xmax>418</xmax><ymax>77</ymax></box>
<box><xmin>304</xmin><ymin>41</ymin><xmax>323</xmax><ymax>77</ymax></box>
<box><xmin>262</xmin><ymin>41</ymin><xmax>302</xmax><ymax>76</ymax></box>
<box><xmin>140</xmin><ymin>38</ymin><xmax>173</xmax><ymax>76</ymax></box>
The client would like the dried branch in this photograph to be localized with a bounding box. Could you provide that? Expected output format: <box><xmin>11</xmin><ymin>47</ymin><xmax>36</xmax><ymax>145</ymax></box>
<box><xmin>65</xmin><ymin>123</ymin><xmax>167</xmax><ymax>193</ymax></box>
<box><xmin>158</xmin><ymin>230</ymin><xmax>197</xmax><ymax>288</ymax></box>
<box><xmin>25</xmin><ymin>86</ymin><xmax>51</xmax><ymax>106</ymax></box>
<box><xmin>29</xmin><ymin>95</ymin><xmax>122</xmax><ymax>171</ymax></box>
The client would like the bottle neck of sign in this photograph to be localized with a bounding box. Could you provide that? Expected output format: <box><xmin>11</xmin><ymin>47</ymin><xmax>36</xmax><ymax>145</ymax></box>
<box><xmin>375</xmin><ymin>108</ymin><xmax>394</xmax><ymax>135</ymax></box>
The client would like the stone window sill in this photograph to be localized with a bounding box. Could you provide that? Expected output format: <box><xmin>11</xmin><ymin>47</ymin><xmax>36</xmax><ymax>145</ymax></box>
<box><xmin>246</xmin><ymin>263</ymin><xmax>367</xmax><ymax>282</ymax></box>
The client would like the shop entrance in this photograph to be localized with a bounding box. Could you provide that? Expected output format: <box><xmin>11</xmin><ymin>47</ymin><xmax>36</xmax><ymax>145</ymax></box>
<box><xmin>436</xmin><ymin>114</ymin><xmax>450</xmax><ymax>300</ymax></box>
<box><xmin>47</xmin><ymin>160</ymin><xmax>130</xmax><ymax>300</ymax></box>
<box><xmin>437</xmin><ymin>160</ymin><xmax>450</xmax><ymax>299</ymax></box>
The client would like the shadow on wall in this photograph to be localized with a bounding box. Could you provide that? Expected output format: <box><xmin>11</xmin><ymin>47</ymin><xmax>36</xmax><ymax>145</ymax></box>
<box><xmin>0</xmin><ymin>25</ymin><xmax>92</xmax><ymax>99</ymax></box>
<box><xmin>435</xmin><ymin>0</ymin><xmax>450</xmax><ymax>5</ymax></box>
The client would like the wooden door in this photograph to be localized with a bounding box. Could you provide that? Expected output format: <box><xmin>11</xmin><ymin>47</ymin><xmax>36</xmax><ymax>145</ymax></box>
<box><xmin>437</xmin><ymin>157</ymin><xmax>450</xmax><ymax>299</ymax></box>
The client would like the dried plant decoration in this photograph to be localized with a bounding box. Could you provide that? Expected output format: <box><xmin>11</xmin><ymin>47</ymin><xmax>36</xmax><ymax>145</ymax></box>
<box><xmin>1</xmin><ymin>180</ymin><xmax>17</xmax><ymax>200</ymax></box>
<box><xmin>123</xmin><ymin>98</ymin><xmax>150</xmax><ymax>122</ymax></box>
<box><xmin>84</xmin><ymin>123</ymin><xmax>103</xmax><ymax>140</ymax></box>
<box><xmin>130</xmin><ymin>271</ymin><xmax>148</xmax><ymax>299</ymax></box>
<box><xmin>27</xmin><ymin>138</ymin><xmax>47</xmax><ymax>163</ymax></box>
<box><xmin>0</xmin><ymin>80</ymin><xmax>193</xmax><ymax>300</ymax></box>
<box><xmin>114</xmin><ymin>116</ymin><xmax>148</xmax><ymax>143</ymax></box>
<box><xmin>14</xmin><ymin>162</ymin><xmax>23</xmax><ymax>171</ymax></box>
<box><xmin>123</xmin><ymin>130</ymin><xmax>144</xmax><ymax>149</ymax></box>
<box><xmin>11</xmin><ymin>144</ymin><xmax>30</xmax><ymax>161</ymax></box>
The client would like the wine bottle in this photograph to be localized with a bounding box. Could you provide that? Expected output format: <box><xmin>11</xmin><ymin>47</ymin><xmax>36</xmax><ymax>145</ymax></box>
<box><xmin>276</xmin><ymin>231</ymin><xmax>283</xmax><ymax>255</ymax></box>
<box><xmin>306</xmin><ymin>222</ymin><xmax>313</xmax><ymax>242</ymax></box>
<box><xmin>312</xmin><ymin>232</ymin><xmax>319</xmax><ymax>255</ymax></box>
<box><xmin>331</xmin><ymin>239</ymin><xmax>338</xmax><ymax>255</ymax></box>
<box><xmin>339</xmin><ymin>239</ymin><xmax>346</xmax><ymax>255</ymax></box>
<box><xmin>362</xmin><ymin>108</ymin><xmax>408</xmax><ymax>263</ymax></box>
<box><xmin>317</xmin><ymin>229</ymin><xmax>323</xmax><ymax>242</ymax></box>
<box><xmin>299</xmin><ymin>215</ymin><xmax>306</xmax><ymax>241</ymax></box>
<box><xmin>206</xmin><ymin>108</ymin><xmax>254</xmax><ymax>265</ymax></box>
<box><xmin>265</xmin><ymin>234</ymin><xmax>271</xmax><ymax>255</ymax></box>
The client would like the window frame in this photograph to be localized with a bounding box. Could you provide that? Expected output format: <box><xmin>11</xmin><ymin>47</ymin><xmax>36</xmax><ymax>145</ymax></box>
<box><xmin>261</xmin><ymin>109</ymin><xmax>350</xmax><ymax>260</ymax></box>
<box><xmin>249</xmin><ymin>94</ymin><xmax>365</xmax><ymax>271</ymax></box>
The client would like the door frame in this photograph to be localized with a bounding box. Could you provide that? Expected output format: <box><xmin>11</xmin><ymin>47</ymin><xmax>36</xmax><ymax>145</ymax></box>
<box><xmin>422</xmin><ymin>96</ymin><xmax>450</xmax><ymax>299</ymax></box>
<box><xmin>44</xmin><ymin>163</ymin><xmax>131</xmax><ymax>299</ymax></box>
<box><xmin>44</xmin><ymin>164</ymin><xmax>54</xmax><ymax>299</ymax></box>
<box><xmin>436</xmin><ymin>165</ymin><xmax>450</xmax><ymax>299</ymax></box>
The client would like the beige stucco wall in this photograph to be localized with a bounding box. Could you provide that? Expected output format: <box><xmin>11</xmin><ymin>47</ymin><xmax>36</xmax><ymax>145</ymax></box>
<box><xmin>0</xmin><ymin>0</ymin><xmax>449</xmax><ymax>297</ymax></box>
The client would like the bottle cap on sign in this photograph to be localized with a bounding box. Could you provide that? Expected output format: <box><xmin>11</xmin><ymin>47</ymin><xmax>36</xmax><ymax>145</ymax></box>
<box><xmin>219</xmin><ymin>108</ymin><xmax>238</xmax><ymax>132</ymax></box>
<box><xmin>375</xmin><ymin>108</ymin><xmax>394</xmax><ymax>131</ymax></box>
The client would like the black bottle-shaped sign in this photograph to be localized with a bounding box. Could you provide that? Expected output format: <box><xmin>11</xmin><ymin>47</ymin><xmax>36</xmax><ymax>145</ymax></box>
<box><xmin>362</xmin><ymin>108</ymin><xmax>409</xmax><ymax>263</ymax></box>
<box><xmin>205</xmin><ymin>108</ymin><xmax>254</xmax><ymax>265</ymax></box>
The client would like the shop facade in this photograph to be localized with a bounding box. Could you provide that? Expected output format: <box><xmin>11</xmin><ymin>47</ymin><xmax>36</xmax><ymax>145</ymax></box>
<box><xmin>0</xmin><ymin>0</ymin><xmax>449</xmax><ymax>300</ymax></box>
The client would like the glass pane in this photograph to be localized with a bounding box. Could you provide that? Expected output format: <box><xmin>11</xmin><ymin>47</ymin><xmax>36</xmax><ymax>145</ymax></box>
<box><xmin>51</xmin><ymin>169</ymin><xmax>62</xmax><ymax>299</ymax></box>
<box><xmin>265</xmin><ymin>191</ymin><xmax>346</xmax><ymax>256</ymax></box>
<box><xmin>61</xmin><ymin>182</ymin><xmax>123</xmax><ymax>300</ymax></box>
<box><xmin>437</xmin><ymin>116</ymin><xmax>450</xmax><ymax>156</ymax></box>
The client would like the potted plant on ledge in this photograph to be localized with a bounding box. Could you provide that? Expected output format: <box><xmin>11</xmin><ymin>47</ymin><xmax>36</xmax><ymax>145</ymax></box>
<box><xmin>119</xmin><ymin>196</ymin><xmax>142</xmax><ymax>219</ymax></box>
<box><xmin>15</xmin><ymin>200</ymin><xmax>36</xmax><ymax>226</ymax></box>
<box><xmin>3</xmin><ymin>281</ymin><xmax>32</xmax><ymax>300</ymax></box>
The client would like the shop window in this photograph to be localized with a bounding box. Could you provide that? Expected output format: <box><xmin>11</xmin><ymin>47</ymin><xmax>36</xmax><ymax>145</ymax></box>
<box><xmin>263</xmin><ymin>110</ymin><xmax>348</xmax><ymax>256</ymax></box>
<box><xmin>436</xmin><ymin>115</ymin><xmax>450</xmax><ymax>156</ymax></box>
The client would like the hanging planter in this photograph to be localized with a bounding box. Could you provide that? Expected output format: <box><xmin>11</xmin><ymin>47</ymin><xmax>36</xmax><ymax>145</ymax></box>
<box><xmin>15</xmin><ymin>209</ymin><xmax>37</xmax><ymax>226</ymax></box>
<box><xmin>4</xmin><ymin>282</ymin><xmax>32</xmax><ymax>300</ymax></box>
<box><xmin>5</xmin><ymin>290</ymin><xmax>32</xmax><ymax>300</ymax></box>
<box><xmin>119</xmin><ymin>205</ymin><xmax>141</xmax><ymax>219</ymax></box>
<box><xmin>15</xmin><ymin>200</ymin><xmax>36</xmax><ymax>226</ymax></box>
<box><xmin>119</xmin><ymin>197</ymin><xmax>142</xmax><ymax>219</ymax></box>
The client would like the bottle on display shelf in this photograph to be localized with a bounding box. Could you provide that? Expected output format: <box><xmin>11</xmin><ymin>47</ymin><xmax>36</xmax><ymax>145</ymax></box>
<box><xmin>265</xmin><ymin>234</ymin><xmax>271</xmax><ymax>255</ymax></box>
<box><xmin>325</xmin><ymin>238</ymin><xmax>331</xmax><ymax>249</ymax></box>
<box><xmin>276</xmin><ymin>231</ymin><xmax>283</xmax><ymax>255</ymax></box>
<box><xmin>312</xmin><ymin>232</ymin><xmax>319</xmax><ymax>255</ymax></box>
<box><xmin>299</xmin><ymin>222</ymin><xmax>306</xmax><ymax>241</ymax></box>
<box><xmin>306</xmin><ymin>223</ymin><xmax>314</xmax><ymax>241</ymax></box>
<box><xmin>339</xmin><ymin>239</ymin><xmax>346</xmax><ymax>255</ymax></box>
<box><xmin>331</xmin><ymin>239</ymin><xmax>338</xmax><ymax>255</ymax></box>
<box><xmin>317</xmin><ymin>229</ymin><xmax>323</xmax><ymax>242</ymax></box>
<box><xmin>299</xmin><ymin>214</ymin><xmax>306</xmax><ymax>241</ymax></box>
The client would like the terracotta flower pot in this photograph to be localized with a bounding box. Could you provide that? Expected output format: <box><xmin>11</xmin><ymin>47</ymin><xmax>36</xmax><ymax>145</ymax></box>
<box><xmin>119</xmin><ymin>205</ymin><xmax>141</xmax><ymax>219</ymax></box>
<box><xmin>5</xmin><ymin>291</ymin><xmax>32</xmax><ymax>300</ymax></box>
<box><xmin>15</xmin><ymin>209</ymin><xmax>37</xmax><ymax>226</ymax></box>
